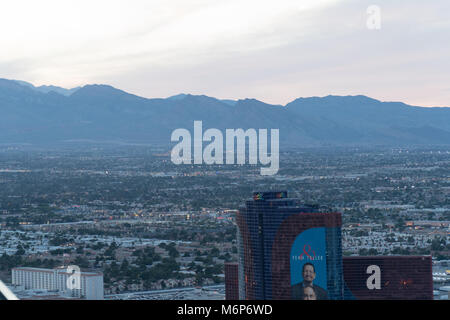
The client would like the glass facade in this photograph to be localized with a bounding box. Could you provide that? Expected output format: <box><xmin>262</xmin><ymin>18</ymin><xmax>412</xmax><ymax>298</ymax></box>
<box><xmin>236</xmin><ymin>191</ymin><xmax>343</xmax><ymax>300</ymax></box>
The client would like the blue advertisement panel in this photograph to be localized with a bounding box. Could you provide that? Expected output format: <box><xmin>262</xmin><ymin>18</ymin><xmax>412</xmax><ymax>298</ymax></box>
<box><xmin>290</xmin><ymin>227</ymin><xmax>328</xmax><ymax>300</ymax></box>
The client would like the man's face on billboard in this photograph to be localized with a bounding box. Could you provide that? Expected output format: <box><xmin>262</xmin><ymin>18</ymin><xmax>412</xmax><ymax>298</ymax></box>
<box><xmin>303</xmin><ymin>286</ymin><xmax>317</xmax><ymax>300</ymax></box>
<box><xmin>303</xmin><ymin>264</ymin><xmax>315</xmax><ymax>282</ymax></box>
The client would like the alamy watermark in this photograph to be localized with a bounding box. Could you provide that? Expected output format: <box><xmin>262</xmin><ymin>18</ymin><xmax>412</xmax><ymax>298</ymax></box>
<box><xmin>66</xmin><ymin>265</ymin><xmax>81</xmax><ymax>290</ymax></box>
<box><xmin>367</xmin><ymin>5</ymin><xmax>381</xmax><ymax>30</ymax></box>
<box><xmin>170</xmin><ymin>121</ymin><xmax>279</xmax><ymax>175</ymax></box>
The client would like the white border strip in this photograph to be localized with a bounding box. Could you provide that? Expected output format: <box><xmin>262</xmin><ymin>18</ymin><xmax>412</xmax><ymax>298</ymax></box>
<box><xmin>0</xmin><ymin>280</ymin><xmax>19</xmax><ymax>300</ymax></box>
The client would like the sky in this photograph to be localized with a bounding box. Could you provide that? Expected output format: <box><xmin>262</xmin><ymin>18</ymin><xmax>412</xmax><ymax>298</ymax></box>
<box><xmin>0</xmin><ymin>0</ymin><xmax>449</xmax><ymax>106</ymax></box>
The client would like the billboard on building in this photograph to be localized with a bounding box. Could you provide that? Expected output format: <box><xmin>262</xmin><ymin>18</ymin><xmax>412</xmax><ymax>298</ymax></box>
<box><xmin>236</xmin><ymin>191</ymin><xmax>343</xmax><ymax>300</ymax></box>
<box><xmin>290</xmin><ymin>227</ymin><xmax>328</xmax><ymax>300</ymax></box>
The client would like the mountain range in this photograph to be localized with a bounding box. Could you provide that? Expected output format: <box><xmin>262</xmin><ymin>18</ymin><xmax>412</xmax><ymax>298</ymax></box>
<box><xmin>1</xmin><ymin>78</ymin><xmax>449</xmax><ymax>146</ymax></box>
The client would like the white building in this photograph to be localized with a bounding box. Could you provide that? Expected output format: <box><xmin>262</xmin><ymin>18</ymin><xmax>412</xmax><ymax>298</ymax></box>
<box><xmin>12</xmin><ymin>267</ymin><xmax>104</xmax><ymax>300</ymax></box>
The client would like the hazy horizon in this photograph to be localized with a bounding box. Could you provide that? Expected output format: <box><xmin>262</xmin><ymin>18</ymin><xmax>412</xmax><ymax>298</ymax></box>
<box><xmin>5</xmin><ymin>77</ymin><xmax>449</xmax><ymax>109</ymax></box>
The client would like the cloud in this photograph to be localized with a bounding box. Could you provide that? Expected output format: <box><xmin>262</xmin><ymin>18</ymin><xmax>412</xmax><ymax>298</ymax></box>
<box><xmin>0</xmin><ymin>0</ymin><xmax>449</xmax><ymax>107</ymax></box>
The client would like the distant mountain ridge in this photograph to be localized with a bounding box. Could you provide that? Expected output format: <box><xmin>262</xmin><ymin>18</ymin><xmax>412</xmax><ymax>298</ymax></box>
<box><xmin>1</xmin><ymin>78</ymin><xmax>449</xmax><ymax>146</ymax></box>
<box><xmin>13</xmin><ymin>80</ymin><xmax>80</xmax><ymax>96</ymax></box>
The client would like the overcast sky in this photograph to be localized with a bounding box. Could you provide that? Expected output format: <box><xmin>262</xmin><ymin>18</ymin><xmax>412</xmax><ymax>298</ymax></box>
<box><xmin>0</xmin><ymin>0</ymin><xmax>449</xmax><ymax>106</ymax></box>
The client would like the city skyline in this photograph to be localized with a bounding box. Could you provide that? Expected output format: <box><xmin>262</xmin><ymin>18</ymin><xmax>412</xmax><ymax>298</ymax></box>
<box><xmin>0</xmin><ymin>0</ymin><xmax>448</xmax><ymax>303</ymax></box>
